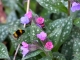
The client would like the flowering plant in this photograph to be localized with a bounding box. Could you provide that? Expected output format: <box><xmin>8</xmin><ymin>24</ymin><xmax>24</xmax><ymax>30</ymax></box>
<box><xmin>0</xmin><ymin>0</ymin><xmax>80</xmax><ymax>60</ymax></box>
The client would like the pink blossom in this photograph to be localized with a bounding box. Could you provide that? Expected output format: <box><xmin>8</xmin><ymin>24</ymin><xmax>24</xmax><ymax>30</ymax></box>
<box><xmin>45</xmin><ymin>41</ymin><xmax>54</xmax><ymax>50</ymax></box>
<box><xmin>21</xmin><ymin>41</ymin><xmax>29</xmax><ymax>57</ymax></box>
<box><xmin>36</xmin><ymin>17</ymin><xmax>44</xmax><ymax>24</ymax></box>
<box><xmin>25</xmin><ymin>11</ymin><xmax>32</xmax><ymax>19</ymax></box>
<box><xmin>37</xmin><ymin>31</ymin><xmax>47</xmax><ymax>41</ymax></box>
<box><xmin>22</xmin><ymin>41</ymin><xmax>28</xmax><ymax>48</ymax></box>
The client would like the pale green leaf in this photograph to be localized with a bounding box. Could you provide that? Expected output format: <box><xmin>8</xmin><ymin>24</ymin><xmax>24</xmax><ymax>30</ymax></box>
<box><xmin>0</xmin><ymin>43</ymin><xmax>9</xmax><ymax>59</ymax></box>
<box><xmin>0</xmin><ymin>25</ymin><xmax>8</xmax><ymax>42</ymax></box>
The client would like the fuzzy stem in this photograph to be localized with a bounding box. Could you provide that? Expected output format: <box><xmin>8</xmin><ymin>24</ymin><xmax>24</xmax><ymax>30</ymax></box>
<box><xmin>68</xmin><ymin>0</ymin><xmax>70</xmax><ymax>16</ymax></box>
<box><xmin>13</xmin><ymin>44</ymin><xmax>20</xmax><ymax>60</ymax></box>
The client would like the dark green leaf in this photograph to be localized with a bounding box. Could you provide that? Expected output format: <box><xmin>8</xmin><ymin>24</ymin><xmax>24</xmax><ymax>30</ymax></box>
<box><xmin>53</xmin><ymin>52</ymin><xmax>66</xmax><ymax>60</ymax></box>
<box><xmin>39</xmin><ymin>56</ymin><xmax>52</xmax><ymax>60</ymax></box>
<box><xmin>22</xmin><ymin>50</ymin><xmax>42</xmax><ymax>60</ymax></box>
<box><xmin>47</xmin><ymin>17</ymin><xmax>73</xmax><ymax>51</ymax></box>
<box><xmin>30</xmin><ymin>21</ymin><xmax>42</xmax><ymax>42</ymax></box>
<box><xmin>36</xmin><ymin>0</ymin><xmax>68</xmax><ymax>13</ymax></box>
<box><xmin>61</xmin><ymin>27</ymin><xmax>80</xmax><ymax>60</ymax></box>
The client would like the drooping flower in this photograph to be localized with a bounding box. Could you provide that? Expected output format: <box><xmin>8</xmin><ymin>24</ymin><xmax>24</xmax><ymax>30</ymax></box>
<box><xmin>20</xmin><ymin>16</ymin><xmax>30</xmax><ymax>24</ymax></box>
<box><xmin>25</xmin><ymin>11</ymin><xmax>32</xmax><ymax>19</ymax></box>
<box><xmin>71</xmin><ymin>2</ymin><xmax>80</xmax><ymax>12</ymax></box>
<box><xmin>21</xmin><ymin>41</ymin><xmax>29</xmax><ymax>57</ymax></box>
<box><xmin>45</xmin><ymin>41</ymin><xmax>54</xmax><ymax>50</ymax></box>
<box><xmin>22</xmin><ymin>41</ymin><xmax>28</xmax><ymax>48</ymax></box>
<box><xmin>37</xmin><ymin>31</ymin><xmax>47</xmax><ymax>41</ymax></box>
<box><xmin>36</xmin><ymin>17</ymin><xmax>44</xmax><ymax>24</ymax></box>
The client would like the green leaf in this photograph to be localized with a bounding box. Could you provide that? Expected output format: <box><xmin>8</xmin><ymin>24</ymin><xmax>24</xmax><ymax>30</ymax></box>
<box><xmin>0</xmin><ymin>43</ymin><xmax>9</xmax><ymax>59</ymax></box>
<box><xmin>36</xmin><ymin>0</ymin><xmax>68</xmax><ymax>13</ymax></box>
<box><xmin>7</xmin><ymin>11</ymin><xmax>18</xmax><ymax>25</ymax></box>
<box><xmin>30</xmin><ymin>21</ymin><xmax>42</xmax><ymax>42</ymax></box>
<box><xmin>61</xmin><ymin>38</ymin><xmax>80</xmax><ymax>60</ymax></box>
<box><xmin>73</xmin><ymin>53</ymin><xmax>80</xmax><ymax>60</ymax></box>
<box><xmin>47</xmin><ymin>17</ymin><xmax>73</xmax><ymax>51</ymax></box>
<box><xmin>0</xmin><ymin>25</ymin><xmax>8</xmax><ymax>42</ymax></box>
<box><xmin>74</xmin><ymin>18</ymin><xmax>80</xmax><ymax>28</ymax></box>
<box><xmin>61</xmin><ymin>27</ymin><xmax>80</xmax><ymax>60</ymax></box>
<box><xmin>39</xmin><ymin>56</ymin><xmax>52</xmax><ymax>60</ymax></box>
<box><xmin>48</xmin><ymin>27</ymin><xmax>62</xmax><ymax>46</ymax></box>
<box><xmin>2</xmin><ymin>0</ymin><xmax>24</xmax><ymax>11</ymax></box>
<box><xmin>53</xmin><ymin>52</ymin><xmax>66</xmax><ymax>60</ymax></box>
<box><xmin>22</xmin><ymin>50</ymin><xmax>42</xmax><ymax>60</ymax></box>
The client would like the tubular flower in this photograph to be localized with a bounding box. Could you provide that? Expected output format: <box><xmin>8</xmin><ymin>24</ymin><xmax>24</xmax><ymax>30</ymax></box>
<box><xmin>36</xmin><ymin>17</ymin><xmax>44</xmax><ymax>24</ymax></box>
<box><xmin>25</xmin><ymin>11</ymin><xmax>32</xmax><ymax>19</ymax></box>
<box><xmin>21</xmin><ymin>41</ymin><xmax>29</xmax><ymax>57</ymax></box>
<box><xmin>45</xmin><ymin>41</ymin><xmax>54</xmax><ymax>50</ymax></box>
<box><xmin>20</xmin><ymin>16</ymin><xmax>30</xmax><ymax>24</ymax></box>
<box><xmin>71</xmin><ymin>2</ymin><xmax>80</xmax><ymax>12</ymax></box>
<box><xmin>37</xmin><ymin>31</ymin><xmax>47</xmax><ymax>41</ymax></box>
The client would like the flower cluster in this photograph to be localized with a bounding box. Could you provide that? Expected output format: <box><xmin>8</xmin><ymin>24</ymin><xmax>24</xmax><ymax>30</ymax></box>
<box><xmin>20</xmin><ymin>12</ymin><xmax>53</xmax><ymax>57</ymax></box>
<box><xmin>21</xmin><ymin>31</ymin><xmax>54</xmax><ymax>57</ymax></box>
<box><xmin>20</xmin><ymin>11</ymin><xmax>32</xmax><ymax>24</ymax></box>
<box><xmin>71</xmin><ymin>2</ymin><xmax>80</xmax><ymax>12</ymax></box>
<box><xmin>20</xmin><ymin>11</ymin><xmax>45</xmax><ymax>28</ymax></box>
<box><xmin>21</xmin><ymin>41</ymin><xmax>38</xmax><ymax>57</ymax></box>
<box><xmin>37</xmin><ymin>31</ymin><xmax>54</xmax><ymax>50</ymax></box>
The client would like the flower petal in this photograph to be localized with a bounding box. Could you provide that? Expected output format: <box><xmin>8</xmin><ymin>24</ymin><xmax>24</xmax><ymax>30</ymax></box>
<box><xmin>20</xmin><ymin>16</ymin><xmax>30</xmax><ymax>24</ymax></box>
<box><xmin>22</xmin><ymin>41</ymin><xmax>28</xmax><ymax>48</ymax></box>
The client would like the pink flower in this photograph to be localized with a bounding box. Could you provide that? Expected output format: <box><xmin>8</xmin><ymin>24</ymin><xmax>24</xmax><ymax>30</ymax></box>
<box><xmin>21</xmin><ymin>42</ymin><xmax>29</xmax><ymax>57</ymax></box>
<box><xmin>22</xmin><ymin>41</ymin><xmax>28</xmax><ymax>48</ymax></box>
<box><xmin>37</xmin><ymin>31</ymin><xmax>47</xmax><ymax>41</ymax></box>
<box><xmin>36</xmin><ymin>17</ymin><xmax>44</xmax><ymax>24</ymax></box>
<box><xmin>25</xmin><ymin>11</ymin><xmax>32</xmax><ymax>19</ymax></box>
<box><xmin>45</xmin><ymin>41</ymin><xmax>54</xmax><ymax>50</ymax></box>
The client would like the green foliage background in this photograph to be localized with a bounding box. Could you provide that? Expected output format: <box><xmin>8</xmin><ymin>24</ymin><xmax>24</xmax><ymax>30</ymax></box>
<box><xmin>0</xmin><ymin>0</ymin><xmax>80</xmax><ymax>60</ymax></box>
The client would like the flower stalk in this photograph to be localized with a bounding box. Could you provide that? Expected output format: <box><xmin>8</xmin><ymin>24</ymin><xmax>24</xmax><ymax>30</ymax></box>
<box><xmin>13</xmin><ymin>44</ymin><xmax>20</xmax><ymax>60</ymax></box>
<box><xmin>68</xmin><ymin>0</ymin><xmax>70</xmax><ymax>16</ymax></box>
<box><xmin>24</xmin><ymin>0</ymin><xmax>30</xmax><ymax>28</ymax></box>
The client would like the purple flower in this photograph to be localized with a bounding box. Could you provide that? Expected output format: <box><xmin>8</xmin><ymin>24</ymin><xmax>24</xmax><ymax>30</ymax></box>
<box><xmin>21</xmin><ymin>42</ymin><xmax>29</xmax><ymax>57</ymax></box>
<box><xmin>37</xmin><ymin>31</ymin><xmax>47</xmax><ymax>41</ymax></box>
<box><xmin>20</xmin><ymin>16</ymin><xmax>30</xmax><ymax>24</ymax></box>
<box><xmin>71</xmin><ymin>2</ymin><xmax>80</xmax><ymax>12</ymax></box>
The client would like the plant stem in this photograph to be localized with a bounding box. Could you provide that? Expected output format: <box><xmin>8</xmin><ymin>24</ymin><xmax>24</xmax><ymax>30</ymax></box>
<box><xmin>13</xmin><ymin>44</ymin><xmax>20</xmax><ymax>60</ymax></box>
<box><xmin>26</xmin><ymin>0</ymin><xmax>30</xmax><ymax>13</ymax></box>
<box><xmin>68</xmin><ymin>0</ymin><xmax>70</xmax><ymax>16</ymax></box>
<box><xmin>24</xmin><ymin>0</ymin><xmax>30</xmax><ymax>28</ymax></box>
